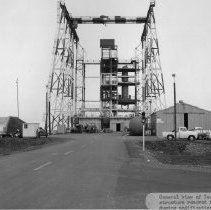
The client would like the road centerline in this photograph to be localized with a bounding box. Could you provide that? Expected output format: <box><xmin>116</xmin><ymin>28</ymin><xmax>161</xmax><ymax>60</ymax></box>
<box><xmin>64</xmin><ymin>151</ymin><xmax>74</xmax><ymax>155</ymax></box>
<box><xmin>34</xmin><ymin>161</ymin><xmax>53</xmax><ymax>171</ymax></box>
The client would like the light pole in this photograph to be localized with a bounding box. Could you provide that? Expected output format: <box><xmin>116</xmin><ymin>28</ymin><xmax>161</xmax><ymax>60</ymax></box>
<box><xmin>16</xmin><ymin>78</ymin><xmax>20</xmax><ymax>118</ymax></box>
<box><xmin>45</xmin><ymin>85</ymin><xmax>48</xmax><ymax>134</ymax></box>
<box><xmin>172</xmin><ymin>74</ymin><xmax>177</xmax><ymax>140</ymax></box>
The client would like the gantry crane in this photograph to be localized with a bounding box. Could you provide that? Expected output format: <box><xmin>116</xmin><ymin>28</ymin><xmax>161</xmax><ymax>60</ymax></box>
<box><xmin>46</xmin><ymin>0</ymin><xmax>165</xmax><ymax>133</ymax></box>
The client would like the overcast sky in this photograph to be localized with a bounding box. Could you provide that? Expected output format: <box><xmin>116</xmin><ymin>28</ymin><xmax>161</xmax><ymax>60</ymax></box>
<box><xmin>0</xmin><ymin>0</ymin><xmax>211</xmax><ymax>124</ymax></box>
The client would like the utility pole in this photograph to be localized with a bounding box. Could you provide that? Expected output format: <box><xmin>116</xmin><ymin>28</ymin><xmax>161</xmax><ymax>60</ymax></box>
<box><xmin>16</xmin><ymin>78</ymin><xmax>20</xmax><ymax>118</ymax></box>
<box><xmin>45</xmin><ymin>85</ymin><xmax>48</xmax><ymax>133</ymax></box>
<box><xmin>142</xmin><ymin>111</ymin><xmax>146</xmax><ymax>151</ymax></box>
<box><xmin>48</xmin><ymin>101</ymin><xmax>51</xmax><ymax>135</ymax></box>
<box><xmin>172</xmin><ymin>74</ymin><xmax>177</xmax><ymax>140</ymax></box>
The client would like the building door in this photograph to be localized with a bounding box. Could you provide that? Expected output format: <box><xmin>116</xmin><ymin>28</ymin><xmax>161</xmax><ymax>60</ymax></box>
<box><xmin>101</xmin><ymin>117</ymin><xmax>110</xmax><ymax>130</ymax></box>
<box><xmin>184</xmin><ymin>113</ymin><xmax>188</xmax><ymax>129</ymax></box>
<box><xmin>116</xmin><ymin>123</ymin><xmax>121</xmax><ymax>132</ymax></box>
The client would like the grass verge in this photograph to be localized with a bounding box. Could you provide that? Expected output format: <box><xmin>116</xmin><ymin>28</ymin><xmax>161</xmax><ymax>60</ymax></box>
<box><xmin>141</xmin><ymin>140</ymin><xmax>211</xmax><ymax>166</ymax></box>
<box><xmin>0</xmin><ymin>137</ymin><xmax>68</xmax><ymax>155</ymax></box>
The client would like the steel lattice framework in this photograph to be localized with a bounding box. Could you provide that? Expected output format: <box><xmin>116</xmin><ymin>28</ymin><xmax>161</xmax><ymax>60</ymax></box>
<box><xmin>136</xmin><ymin>1</ymin><xmax>166</xmax><ymax>115</ymax></box>
<box><xmin>46</xmin><ymin>0</ymin><xmax>165</xmax><ymax>132</ymax></box>
<box><xmin>47</xmin><ymin>1</ymin><xmax>78</xmax><ymax>132</ymax></box>
<box><xmin>143</xmin><ymin>2</ymin><xmax>166</xmax><ymax>112</ymax></box>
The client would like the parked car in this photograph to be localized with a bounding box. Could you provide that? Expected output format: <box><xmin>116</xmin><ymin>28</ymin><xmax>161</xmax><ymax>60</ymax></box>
<box><xmin>162</xmin><ymin>127</ymin><xmax>198</xmax><ymax>141</ymax></box>
<box><xmin>0</xmin><ymin>132</ymin><xmax>13</xmax><ymax>138</ymax></box>
<box><xmin>84</xmin><ymin>123</ymin><xmax>97</xmax><ymax>133</ymax></box>
<box><xmin>71</xmin><ymin>124</ymin><xmax>83</xmax><ymax>133</ymax></box>
<box><xmin>37</xmin><ymin>127</ymin><xmax>48</xmax><ymax>138</ymax></box>
<box><xmin>13</xmin><ymin>129</ymin><xmax>22</xmax><ymax>138</ymax></box>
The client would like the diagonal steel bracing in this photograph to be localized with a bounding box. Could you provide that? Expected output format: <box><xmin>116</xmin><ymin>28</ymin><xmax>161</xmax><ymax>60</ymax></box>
<box><xmin>47</xmin><ymin>0</ymin><xmax>79</xmax><ymax>132</ymax></box>
<box><xmin>138</xmin><ymin>1</ymin><xmax>166</xmax><ymax>115</ymax></box>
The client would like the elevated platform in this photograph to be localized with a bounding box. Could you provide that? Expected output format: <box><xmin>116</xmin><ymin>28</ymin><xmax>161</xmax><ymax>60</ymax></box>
<box><xmin>118</xmin><ymin>82</ymin><xmax>140</xmax><ymax>86</ymax></box>
<box><xmin>118</xmin><ymin>99</ymin><xmax>137</xmax><ymax>105</ymax></box>
<box><xmin>117</xmin><ymin>68</ymin><xmax>139</xmax><ymax>72</ymax></box>
<box><xmin>83</xmin><ymin>108</ymin><xmax>139</xmax><ymax>112</ymax></box>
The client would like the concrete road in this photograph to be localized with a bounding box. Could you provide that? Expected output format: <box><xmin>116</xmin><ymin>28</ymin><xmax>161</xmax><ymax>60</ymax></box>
<box><xmin>0</xmin><ymin>133</ymin><xmax>211</xmax><ymax>209</ymax></box>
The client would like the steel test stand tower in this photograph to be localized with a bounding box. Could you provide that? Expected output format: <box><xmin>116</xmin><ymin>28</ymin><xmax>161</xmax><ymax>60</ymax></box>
<box><xmin>46</xmin><ymin>0</ymin><xmax>165</xmax><ymax>132</ymax></box>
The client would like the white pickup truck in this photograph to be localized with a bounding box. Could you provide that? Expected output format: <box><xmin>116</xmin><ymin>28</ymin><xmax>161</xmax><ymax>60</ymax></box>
<box><xmin>162</xmin><ymin>127</ymin><xmax>198</xmax><ymax>141</ymax></box>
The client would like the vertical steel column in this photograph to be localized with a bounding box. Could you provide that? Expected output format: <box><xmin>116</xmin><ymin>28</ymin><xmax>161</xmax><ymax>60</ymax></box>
<box><xmin>76</xmin><ymin>44</ymin><xmax>85</xmax><ymax>116</ymax></box>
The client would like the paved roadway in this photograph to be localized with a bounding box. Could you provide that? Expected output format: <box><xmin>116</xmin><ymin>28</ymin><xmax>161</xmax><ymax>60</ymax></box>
<box><xmin>0</xmin><ymin>133</ymin><xmax>211</xmax><ymax>209</ymax></box>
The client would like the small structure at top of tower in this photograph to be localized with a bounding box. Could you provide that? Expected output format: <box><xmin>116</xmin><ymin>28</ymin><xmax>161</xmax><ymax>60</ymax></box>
<box><xmin>150</xmin><ymin>0</ymin><xmax>155</xmax><ymax>7</ymax></box>
<box><xmin>100</xmin><ymin>39</ymin><xmax>115</xmax><ymax>49</ymax></box>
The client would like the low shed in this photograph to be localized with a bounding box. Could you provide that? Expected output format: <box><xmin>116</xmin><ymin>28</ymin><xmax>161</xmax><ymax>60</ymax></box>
<box><xmin>152</xmin><ymin>101</ymin><xmax>211</xmax><ymax>138</ymax></box>
<box><xmin>23</xmin><ymin>123</ymin><xmax>39</xmax><ymax>138</ymax></box>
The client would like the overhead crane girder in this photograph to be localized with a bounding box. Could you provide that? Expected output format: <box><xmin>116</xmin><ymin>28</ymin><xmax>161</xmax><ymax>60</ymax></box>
<box><xmin>70</xmin><ymin>16</ymin><xmax>147</xmax><ymax>26</ymax></box>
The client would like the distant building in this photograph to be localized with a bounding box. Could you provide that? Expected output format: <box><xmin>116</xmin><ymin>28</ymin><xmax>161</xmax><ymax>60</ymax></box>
<box><xmin>0</xmin><ymin>116</ymin><xmax>25</xmax><ymax>134</ymax></box>
<box><xmin>78</xmin><ymin>116</ymin><xmax>131</xmax><ymax>132</ymax></box>
<box><xmin>151</xmin><ymin>101</ymin><xmax>211</xmax><ymax>138</ymax></box>
<box><xmin>22</xmin><ymin>123</ymin><xmax>39</xmax><ymax>138</ymax></box>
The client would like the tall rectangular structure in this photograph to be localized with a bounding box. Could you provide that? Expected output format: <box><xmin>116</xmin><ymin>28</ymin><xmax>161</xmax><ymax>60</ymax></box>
<box><xmin>100</xmin><ymin>39</ymin><xmax>140</xmax><ymax>120</ymax></box>
<box><xmin>100</xmin><ymin>39</ymin><xmax>118</xmax><ymax>118</ymax></box>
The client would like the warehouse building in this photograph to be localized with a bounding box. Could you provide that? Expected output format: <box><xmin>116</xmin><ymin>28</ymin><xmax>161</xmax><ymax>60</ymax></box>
<box><xmin>151</xmin><ymin>101</ymin><xmax>211</xmax><ymax>138</ymax></box>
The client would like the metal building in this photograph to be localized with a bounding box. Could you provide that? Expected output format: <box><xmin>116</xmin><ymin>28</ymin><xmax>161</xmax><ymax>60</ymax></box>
<box><xmin>152</xmin><ymin>101</ymin><xmax>211</xmax><ymax>138</ymax></box>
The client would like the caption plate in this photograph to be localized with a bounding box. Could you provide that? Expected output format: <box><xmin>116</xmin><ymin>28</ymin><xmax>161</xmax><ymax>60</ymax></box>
<box><xmin>146</xmin><ymin>193</ymin><xmax>211</xmax><ymax>209</ymax></box>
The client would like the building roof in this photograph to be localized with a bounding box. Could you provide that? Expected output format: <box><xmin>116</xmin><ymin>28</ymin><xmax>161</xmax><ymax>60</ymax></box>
<box><xmin>0</xmin><ymin>116</ymin><xmax>25</xmax><ymax>126</ymax></box>
<box><xmin>0</xmin><ymin>117</ymin><xmax>10</xmax><ymax>127</ymax></box>
<box><xmin>156</xmin><ymin>102</ymin><xmax>211</xmax><ymax>114</ymax></box>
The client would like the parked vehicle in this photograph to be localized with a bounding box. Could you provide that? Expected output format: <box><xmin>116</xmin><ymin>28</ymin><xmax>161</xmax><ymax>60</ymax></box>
<box><xmin>37</xmin><ymin>127</ymin><xmax>48</xmax><ymax>138</ymax></box>
<box><xmin>0</xmin><ymin>132</ymin><xmax>13</xmax><ymax>138</ymax></box>
<box><xmin>84</xmin><ymin>124</ymin><xmax>97</xmax><ymax>133</ymax></box>
<box><xmin>191</xmin><ymin>127</ymin><xmax>211</xmax><ymax>140</ymax></box>
<box><xmin>71</xmin><ymin>124</ymin><xmax>83</xmax><ymax>133</ymax></box>
<box><xmin>13</xmin><ymin>129</ymin><xmax>23</xmax><ymax>138</ymax></box>
<box><xmin>162</xmin><ymin>127</ymin><xmax>198</xmax><ymax>141</ymax></box>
